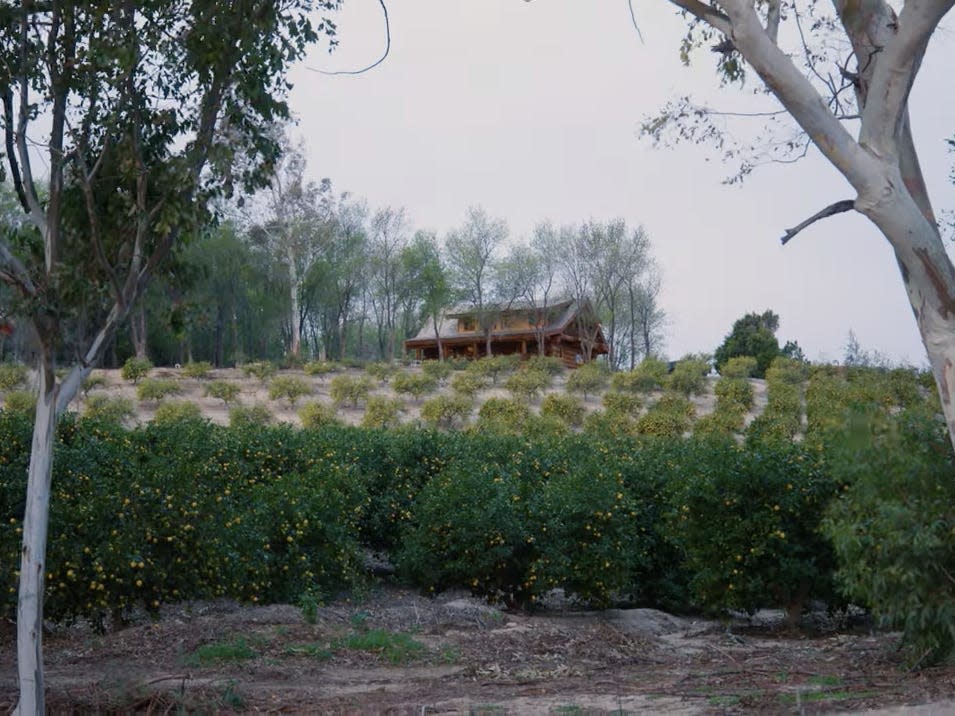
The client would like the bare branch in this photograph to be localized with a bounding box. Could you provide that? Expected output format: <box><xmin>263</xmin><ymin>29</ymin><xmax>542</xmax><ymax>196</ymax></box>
<box><xmin>0</xmin><ymin>238</ymin><xmax>37</xmax><ymax>296</ymax></box>
<box><xmin>780</xmin><ymin>199</ymin><xmax>855</xmax><ymax>245</ymax></box>
<box><xmin>16</xmin><ymin>9</ymin><xmax>46</xmax><ymax>233</ymax></box>
<box><xmin>859</xmin><ymin>0</ymin><xmax>954</xmax><ymax>157</ymax></box>
<box><xmin>697</xmin><ymin>0</ymin><xmax>876</xmax><ymax>190</ymax></box>
<box><xmin>667</xmin><ymin>0</ymin><xmax>732</xmax><ymax>35</ymax></box>
<box><xmin>314</xmin><ymin>0</ymin><xmax>390</xmax><ymax>75</ymax></box>
<box><xmin>764</xmin><ymin>0</ymin><xmax>781</xmax><ymax>43</ymax></box>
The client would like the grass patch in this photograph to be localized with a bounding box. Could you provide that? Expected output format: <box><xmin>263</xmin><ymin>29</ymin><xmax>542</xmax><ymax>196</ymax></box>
<box><xmin>183</xmin><ymin>637</ymin><xmax>258</xmax><ymax>667</ymax></box>
<box><xmin>336</xmin><ymin>628</ymin><xmax>426</xmax><ymax>664</ymax></box>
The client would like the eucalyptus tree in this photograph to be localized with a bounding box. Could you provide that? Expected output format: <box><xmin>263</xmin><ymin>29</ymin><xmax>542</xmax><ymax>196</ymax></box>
<box><xmin>303</xmin><ymin>194</ymin><xmax>369</xmax><ymax>359</ymax></box>
<box><xmin>0</xmin><ymin>1</ymin><xmax>339</xmax><ymax>710</ymax></box>
<box><xmin>246</xmin><ymin>137</ymin><xmax>333</xmax><ymax>359</ymax></box>
<box><xmin>445</xmin><ymin>206</ymin><xmax>508</xmax><ymax>356</ymax></box>
<box><xmin>400</xmin><ymin>230</ymin><xmax>451</xmax><ymax>359</ymax></box>
<box><xmin>368</xmin><ymin>206</ymin><xmax>410</xmax><ymax>360</ymax></box>
<box><xmin>646</xmin><ymin>0</ymin><xmax>955</xmax><ymax>448</ymax></box>
<box><xmin>629</xmin><ymin>269</ymin><xmax>667</xmax><ymax>367</ymax></box>
<box><xmin>526</xmin><ymin>221</ymin><xmax>566</xmax><ymax>356</ymax></box>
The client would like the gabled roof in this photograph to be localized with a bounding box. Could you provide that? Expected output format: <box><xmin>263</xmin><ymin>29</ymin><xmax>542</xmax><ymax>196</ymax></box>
<box><xmin>405</xmin><ymin>298</ymin><xmax>601</xmax><ymax>347</ymax></box>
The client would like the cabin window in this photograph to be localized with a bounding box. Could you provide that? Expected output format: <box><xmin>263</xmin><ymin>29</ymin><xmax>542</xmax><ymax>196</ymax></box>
<box><xmin>459</xmin><ymin>318</ymin><xmax>477</xmax><ymax>332</ymax></box>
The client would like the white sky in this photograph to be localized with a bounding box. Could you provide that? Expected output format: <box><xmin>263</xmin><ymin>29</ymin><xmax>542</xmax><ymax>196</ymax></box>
<box><xmin>288</xmin><ymin>1</ymin><xmax>955</xmax><ymax>365</ymax></box>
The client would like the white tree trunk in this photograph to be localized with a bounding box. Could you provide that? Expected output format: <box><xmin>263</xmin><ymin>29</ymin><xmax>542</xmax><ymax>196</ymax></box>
<box><xmin>15</xmin><ymin>355</ymin><xmax>56</xmax><ymax>716</ymax></box>
<box><xmin>858</xmin><ymin>172</ymin><xmax>955</xmax><ymax>450</ymax></box>
<box><xmin>288</xmin><ymin>244</ymin><xmax>301</xmax><ymax>358</ymax></box>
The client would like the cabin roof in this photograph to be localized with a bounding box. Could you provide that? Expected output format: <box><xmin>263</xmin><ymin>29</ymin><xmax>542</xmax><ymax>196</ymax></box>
<box><xmin>405</xmin><ymin>298</ymin><xmax>599</xmax><ymax>347</ymax></box>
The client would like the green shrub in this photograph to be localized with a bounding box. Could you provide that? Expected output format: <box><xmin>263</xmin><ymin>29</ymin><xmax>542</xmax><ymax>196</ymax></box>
<box><xmin>530</xmin><ymin>469</ymin><xmax>643</xmax><ymax>607</ymax></box>
<box><xmin>467</xmin><ymin>355</ymin><xmax>520</xmax><ymax>384</ymax></box>
<box><xmin>298</xmin><ymin>401</ymin><xmax>340</xmax><ymax>429</ymax></box>
<box><xmin>449</xmin><ymin>371</ymin><xmax>487</xmax><ymax>398</ymax></box>
<box><xmin>566</xmin><ymin>362</ymin><xmax>609</xmax><ymax>400</ymax></box>
<box><xmin>504</xmin><ymin>369</ymin><xmax>551</xmax><ymax>402</ymax></box>
<box><xmin>602</xmin><ymin>391</ymin><xmax>642</xmax><ymax>417</ymax></box>
<box><xmin>666</xmin><ymin>358</ymin><xmax>709</xmax><ymax>396</ymax></box>
<box><xmin>636</xmin><ymin>395</ymin><xmax>694</xmax><ymax>437</ymax></box>
<box><xmin>420</xmin><ymin>394</ymin><xmax>473</xmax><ymax>430</ymax></box>
<box><xmin>765</xmin><ymin>357</ymin><xmax>807</xmax><ymax>385</ymax></box>
<box><xmin>476</xmin><ymin>397</ymin><xmax>532</xmax><ymax>434</ymax></box>
<box><xmin>524</xmin><ymin>355</ymin><xmax>565</xmax><ymax>376</ymax></box>
<box><xmin>304</xmin><ymin>360</ymin><xmax>339</xmax><ymax>376</ymax></box>
<box><xmin>361</xmin><ymin>396</ymin><xmax>404</xmax><ymax>429</ymax></box>
<box><xmin>84</xmin><ymin>395</ymin><xmax>135</xmax><ymax>425</ymax></box>
<box><xmin>269</xmin><ymin>376</ymin><xmax>312</xmax><ymax>407</ymax></box>
<box><xmin>329</xmin><ymin>374</ymin><xmax>374</xmax><ymax>408</ymax></box>
<box><xmin>229</xmin><ymin>403</ymin><xmax>274</xmax><ymax>428</ymax></box>
<box><xmin>540</xmin><ymin>393</ymin><xmax>585</xmax><ymax>427</ymax></box>
<box><xmin>398</xmin><ymin>460</ymin><xmax>533</xmax><ymax>604</ymax></box>
<box><xmin>448</xmin><ymin>357</ymin><xmax>470</xmax><ymax>371</ymax></box>
<box><xmin>136</xmin><ymin>378</ymin><xmax>181</xmax><ymax>402</ymax></box>
<box><xmin>720</xmin><ymin>356</ymin><xmax>758</xmax><ymax>379</ymax></box>
<box><xmin>4</xmin><ymin>390</ymin><xmax>36</xmax><ymax>415</ymax></box>
<box><xmin>391</xmin><ymin>372</ymin><xmax>437</xmax><ymax>402</ymax></box>
<box><xmin>121</xmin><ymin>356</ymin><xmax>152</xmax><ymax>384</ymax></box>
<box><xmin>583</xmin><ymin>409</ymin><xmax>638</xmax><ymax>438</ymax></box>
<box><xmin>181</xmin><ymin>361</ymin><xmax>213</xmax><ymax>380</ymax></box>
<box><xmin>631</xmin><ymin>357</ymin><xmax>669</xmax><ymax>392</ymax></box>
<box><xmin>204</xmin><ymin>380</ymin><xmax>241</xmax><ymax>405</ymax></box>
<box><xmin>153</xmin><ymin>401</ymin><xmax>203</xmax><ymax>425</ymax></box>
<box><xmin>609</xmin><ymin>370</ymin><xmax>644</xmax><ymax>393</ymax></box>
<box><xmin>822</xmin><ymin>408</ymin><xmax>955</xmax><ymax>666</ymax></box>
<box><xmin>366</xmin><ymin>362</ymin><xmax>396</xmax><ymax>382</ymax></box>
<box><xmin>671</xmin><ymin>440</ymin><xmax>839</xmax><ymax>619</ymax></box>
<box><xmin>81</xmin><ymin>374</ymin><xmax>108</xmax><ymax>396</ymax></box>
<box><xmin>693</xmin><ymin>407</ymin><xmax>746</xmax><ymax>437</ymax></box>
<box><xmin>242</xmin><ymin>360</ymin><xmax>277</xmax><ymax>383</ymax></box>
<box><xmin>521</xmin><ymin>413</ymin><xmax>571</xmax><ymax>438</ymax></box>
<box><xmin>421</xmin><ymin>360</ymin><xmax>453</xmax><ymax>384</ymax></box>
<box><xmin>714</xmin><ymin>378</ymin><xmax>754</xmax><ymax>411</ymax></box>
<box><xmin>0</xmin><ymin>363</ymin><xmax>28</xmax><ymax>391</ymax></box>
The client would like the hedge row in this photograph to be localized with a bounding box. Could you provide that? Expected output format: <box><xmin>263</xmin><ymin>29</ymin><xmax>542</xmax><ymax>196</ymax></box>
<box><xmin>3</xmin><ymin>412</ymin><xmax>836</xmax><ymax>622</ymax></box>
<box><xmin>2</xmin><ymin>399</ymin><xmax>954</xmax><ymax>665</ymax></box>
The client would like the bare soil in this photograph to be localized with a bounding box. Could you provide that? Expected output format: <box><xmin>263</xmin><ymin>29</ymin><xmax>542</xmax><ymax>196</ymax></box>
<box><xmin>3</xmin><ymin>584</ymin><xmax>955</xmax><ymax>714</ymax></box>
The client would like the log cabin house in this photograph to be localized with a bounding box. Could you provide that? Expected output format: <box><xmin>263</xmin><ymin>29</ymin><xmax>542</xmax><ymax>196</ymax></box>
<box><xmin>404</xmin><ymin>299</ymin><xmax>609</xmax><ymax>368</ymax></box>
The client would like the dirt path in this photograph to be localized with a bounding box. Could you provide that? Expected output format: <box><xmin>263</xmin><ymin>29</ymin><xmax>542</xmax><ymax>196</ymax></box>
<box><xmin>3</xmin><ymin>585</ymin><xmax>955</xmax><ymax>713</ymax></box>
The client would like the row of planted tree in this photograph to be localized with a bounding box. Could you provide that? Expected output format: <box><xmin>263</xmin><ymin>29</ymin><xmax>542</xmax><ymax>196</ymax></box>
<box><xmin>1</xmin><ymin>362</ymin><xmax>953</xmax><ymax>666</ymax></box>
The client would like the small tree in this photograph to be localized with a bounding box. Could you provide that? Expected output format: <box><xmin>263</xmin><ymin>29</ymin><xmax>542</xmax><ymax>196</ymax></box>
<box><xmin>121</xmin><ymin>357</ymin><xmax>153</xmax><ymax>385</ymax></box>
<box><xmin>0</xmin><ymin>4</ymin><xmax>339</xmax><ymax>707</ymax></box>
<box><xmin>714</xmin><ymin>311</ymin><xmax>781</xmax><ymax>379</ymax></box>
<box><xmin>269</xmin><ymin>376</ymin><xmax>312</xmax><ymax>407</ymax></box>
<box><xmin>566</xmin><ymin>362</ymin><xmax>609</xmax><ymax>401</ymax></box>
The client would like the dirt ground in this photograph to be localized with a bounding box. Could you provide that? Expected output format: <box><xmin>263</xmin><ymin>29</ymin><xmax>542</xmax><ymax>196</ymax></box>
<box><xmin>3</xmin><ymin>584</ymin><xmax>955</xmax><ymax>714</ymax></box>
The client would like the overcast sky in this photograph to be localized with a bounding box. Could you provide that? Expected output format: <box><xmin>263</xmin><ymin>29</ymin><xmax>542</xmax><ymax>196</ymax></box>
<box><xmin>287</xmin><ymin>1</ymin><xmax>954</xmax><ymax>365</ymax></box>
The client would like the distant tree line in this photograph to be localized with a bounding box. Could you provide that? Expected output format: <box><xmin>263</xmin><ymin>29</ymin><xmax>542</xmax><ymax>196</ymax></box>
<box><xmin>2</xmin><ymin>138</ymin><xmax>666</xmax><ymax>370</ymax></box>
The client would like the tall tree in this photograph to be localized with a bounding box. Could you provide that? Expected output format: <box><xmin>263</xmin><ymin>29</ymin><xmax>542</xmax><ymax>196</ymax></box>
<box><xmin>526</xmin><ymin>221</ymin><xmax>565</xmax><ymax>356</ymax></box>
<box><xmin>303</xmin><ymin>194</ymin><xmax>369</xmax><ymax>360</ymax></box>
<box><xmin>0</xmin><ymin>2</ymin><xmax>338</xmax><ymax>710</ymax></box>
<box><xmin>368</xmin><ymin>206</ymin><xmax>409</xmax><ymax>361</ymax></box>
<box><xmin>400</xmin><ymin>230</ymin><xmax>451</xmax><ymax>359</ymax></box>
<box><xmin>648</xmin><ymin>0</ymin><xmax>955</xmax><ymax>449</ymax></box>
<box><xmin>445</xmin><ymin>206</ymin><xmax>507</xmax><ymax>356</ymax></box>
<box><xmin>247</xmin><ymin>137</ymin><xmax>332</xmax><ymax>360</ymax></box>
